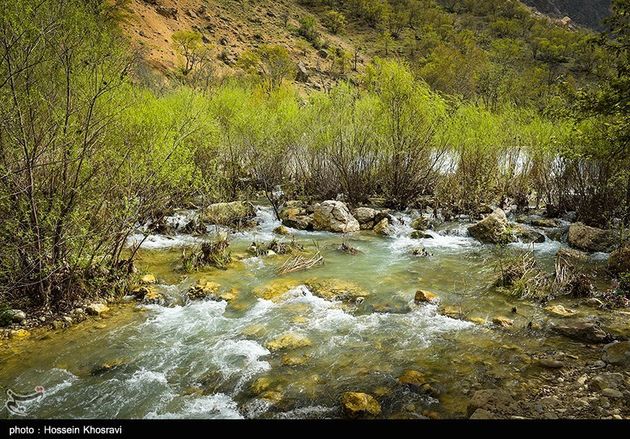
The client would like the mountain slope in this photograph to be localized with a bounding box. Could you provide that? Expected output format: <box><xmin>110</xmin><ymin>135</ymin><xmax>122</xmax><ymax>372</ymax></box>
<box><xmin>522</xmin><ymin>0</ymin><xmax>611</xmax><ymax>29</ymax></box>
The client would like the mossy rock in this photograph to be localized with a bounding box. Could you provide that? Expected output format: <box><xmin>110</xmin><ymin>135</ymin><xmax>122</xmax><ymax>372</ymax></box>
<box><xmin>265</xmin><ymin>332</ymin><xmax>312</xmax><ymax>351</ymax></box>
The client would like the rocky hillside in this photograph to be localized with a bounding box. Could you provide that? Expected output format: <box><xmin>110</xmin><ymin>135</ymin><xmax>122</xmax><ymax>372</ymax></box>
<box><xmin>522</xmin><ymin>0</ymin><xmax>611</xmax><ymax>29</ymax></box>
<box><xmin>121</xmin><ymin>0</ymin><xmax>609</xmax><ymax>89</ymax></box>
<box><xmin>122</xmin><ymin>0</ymin><xmax>362</xmax><ymax>90</ymax></box>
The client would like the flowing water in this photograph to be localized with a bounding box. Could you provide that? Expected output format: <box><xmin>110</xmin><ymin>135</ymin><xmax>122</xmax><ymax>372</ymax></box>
<box><xmin>0</xmin><ymin>206</ymin><xmax>622</xmax><ymax>419</ymax></box>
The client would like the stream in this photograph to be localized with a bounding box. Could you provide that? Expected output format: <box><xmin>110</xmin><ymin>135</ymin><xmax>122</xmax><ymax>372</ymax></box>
<box><xmin>0</xmin><ymin>205</ymin><xmax>624</xmax><ymax>419</ymax></box>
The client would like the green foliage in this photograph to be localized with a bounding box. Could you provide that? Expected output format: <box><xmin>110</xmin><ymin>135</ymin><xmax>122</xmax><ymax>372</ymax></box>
<box><xmin>0</xmin><ymin>303</ymin><xmax>12</xmax><ymax>327</ymax></box>
<box><xmin>298</xmin><ymin>16</ymin><xmax>322</xmax><ymax>48</ymax></box>
<box><xmin>323</xmin><ymin>10</ymin><xmax>347</xmax><ymax>34</ymax></box>
<box><xmin>238</xmin><ymin>45</ymin><xmax>296</xmax><ymax>90</ymax></box>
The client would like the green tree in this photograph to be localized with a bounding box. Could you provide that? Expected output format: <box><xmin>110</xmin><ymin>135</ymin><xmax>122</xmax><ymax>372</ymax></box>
<box><xmin>238</xmin><ymin>45</ymin><xmax>296</xmax><ymax>91</ymax></box>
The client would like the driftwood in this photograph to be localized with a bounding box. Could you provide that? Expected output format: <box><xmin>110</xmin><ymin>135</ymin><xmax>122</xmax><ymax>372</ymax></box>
<box><xmin>277</xmin><ymin>252</ymin><xmax>324</xmax><ymax>274</ymax></box>
<box><xmin>338</xmin><ymin>241</ymin><xmax>360</xmax><ymax>255</ymax></box>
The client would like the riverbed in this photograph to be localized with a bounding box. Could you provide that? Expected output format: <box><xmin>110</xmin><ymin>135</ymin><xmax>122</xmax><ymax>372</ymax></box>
<box><xmin>1</xmin><ymin>206</ymin><xmax>627</xmax><ymax>419</ymax></box>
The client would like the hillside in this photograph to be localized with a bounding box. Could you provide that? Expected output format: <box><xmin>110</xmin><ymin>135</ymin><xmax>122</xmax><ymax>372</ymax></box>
<box><xmin>123</xmin><ymin>0</ymin><xmax>606</xmax><ymax>106</ymax></box>
<box><xmin>123</xmin><ymin>0</ymin><xmax>361</xmax><ymax>91</ymax></box>
<box><xmin>522</xmin><ymin>0</ymin><xmax>611</xmax><ymax>29</ymax></box>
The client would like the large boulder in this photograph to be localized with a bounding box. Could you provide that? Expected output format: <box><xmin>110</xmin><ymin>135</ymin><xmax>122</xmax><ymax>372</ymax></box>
<box><xmin>340</xmin><ymin>392</ymin><xmax>381</xmax><ymax>418</ymax></box>
<box><xmin>313</xmin><ymin>200</ymin><xmax>360</xmax><ymax>233</ymax></box>
<box><xmin>468</xmin><ymin>209</ymin><xmax>514</xmax><ymax>244</ymax></box>
<box><xmin>608</xmin><ymin>243</ymin><xmax>630</xmax><ymax>275</ymax></box>
<box><xmin>551</xmin><ymin>319</ymin><xmax>611</xmax><ymax>344</ymax></box>
<box><xmin>200</xmin><ymin>201</ymin><xmax>255</xmax><ymax>227</ymax></box>
<box><xmin>567</xmin><ymin>222</ymin><xmax>615</xmax><ymax>253</ymax></box>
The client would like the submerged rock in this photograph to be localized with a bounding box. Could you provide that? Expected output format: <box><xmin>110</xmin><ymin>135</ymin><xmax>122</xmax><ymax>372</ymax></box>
<box><xmin>439</xmin><ymin>305</ymin><xmax>464</xmax><ymax>319</ymax></box>
<box><xmin>414</xmin><ymin>290</ymin><xmax>438</xmax><ymax>303</ymax></box>
<box><xmin>253</xmin><ymin>279</ymin><xmax>301</xmax><ymax>301</ymax></box>
<box><xmin>567</xmin><ymin>223</ymin><xmax>615</xmax><ymax>253</ymax></box>
<box><xmin>200</xmin><ymin>201</ymin><xmax>256</xmax><ymax>227</ymax></box>
<box><xmin>305</xmin><ymin>279</ymin><xmax>368</xmax><ymax>302</ymax></box>
<box><xmin>492</xmin><ymin>317</ymin><xmax>514</xmax><ymax>328</ymax></box>
<box><xmin>512</xmin><ymin>224</ymin><xmax>545</xmax><ymax>243</ymax></box>
<box><xmin>469</xmin><ymin>317</ymin><xmax>488</xmax><ymax>325</ymax></box>
<box><xmin>90</xmin><ymin>358</ymin><xmax>127</xmax><ymax>376</ymax></box>
<box><xmin>410</xmin><ymin>230</ymin><xmax>433</xmax><ymax>239</ymax></box>
<box><xmin>602</xmin><ymin>341</ymin><xmax>630</xmax><ymax>366</ymax></box>
<box><xmin>86</xmin><ymin>303</ymin><xmax>110</xmax><ymax>316</ymax></box>
<box><xmin>340</xmin><ymin>392</ymin><xmax>381</xmax><ymax>418</ymax></box>
<box><xmin>313</xmin><ymin>200</ymin><xmax>360</xmax><ymax>233</ymax></box>
<box><xmin>411</xmin><ymin>216</ymin><xmax>429</xmax><ymax>231</ymax></box>
<box><xmin>187</xmin><ymin>280</ymin><xmax>221</xmax><ymax>301</ymax></box>
<box><xmin>265</xmin><ymin>332</ymin><xmax>312</xmax><ymax>351</ymax></box>
<box><xmin>273</xmin><ymin>225</ymin><xmax>290</xmax><ymax>236</ymax></box>
<box><xmin>608</xmin><ymin>243</ymin><xmax>630</xmax><ymax>275</ymax></box>
<box><xmin>281</xmin><ymin>354</ymin><xmax>309</xmax><ymax>366</ymax></box>
<box><xmin>398</xmin><ymin>370</ymin><xmax>428</xmax><ymax>390</ymax></box>
<box><xmin>468</xmin><ymin>209</ymin><xmax>514</xmax><ymax>244</ymax></box>
<box><xmin>551</xmin><ymin>319</ymin><xmax>610</xmax><ymax>344</ymax></box>
<box><xmin>9</xmin><ymin>329</ymin><xmax>30</xmax><ymax>339</ymax></box>
<box><xmin>531</xmin><ymin>218</ymin><xmax>562</xmax><ymax>228</ymax></box>
<box><xmin>544</xmin><ymin>304</ymin><xmax>577</xmax><ymax>318</ymax></box>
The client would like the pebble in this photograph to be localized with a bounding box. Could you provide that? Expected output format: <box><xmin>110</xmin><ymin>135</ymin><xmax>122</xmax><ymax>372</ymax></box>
<box><xmin>577</xmin><ymin>375</ymin><xmax>588</xmax><ymax>385</ymax></box>
<box><xmin>613</xmin><ymin>415</ymin><xmax>622</xmax><ymax>420</ymax></box>
<box><xmin>538</xmin><ymin>359</ymin><xmax>564</xmax><ymax>369</ymax></box>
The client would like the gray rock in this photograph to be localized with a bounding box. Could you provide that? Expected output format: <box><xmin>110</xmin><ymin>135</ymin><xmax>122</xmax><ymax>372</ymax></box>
<box><xmin>602</xmin><ymin>341</ymin><xmax>630</xmax><ymax>366</ymax></box>
<box><xmin>353</xmin><ymin>207</ymin><xmax>378</xmax><ymax>229</ymax></box>
<box><xmin>313</xmin><ymin>200</ymin><xmax>360</xmax><ymax>233</ymax></box>
<box><xmin>468</xmin><ymin>209</ymin><xmax>514</xmax><ymax>244</ymax></box>
<box><xmin>9</xmin><ymin>309</ymin><xmax>26</xmax><ymax>323</ymax></box>
<box><xmin>296</xmin><ymin>62</ymin><xmax>309</xmax><ymax>82</ymax></box>
<box><xmin>551</xmin><ymin>319</ymin><xmax>610</xmax><ymax>344</ymax></box>
<box><xmin>538</xmin><ymin>359</ymin><xmax>564</xmax><ymax>369</ymax></box>
<box><xmin>513</xmin><ymin>224</ymin><xmax>545</xmax><ymax>243</ymax></box>
<box><xmin>86</xmin><ymin>303</ymin><xmax>110</xmax><ymax>316</ymax></box>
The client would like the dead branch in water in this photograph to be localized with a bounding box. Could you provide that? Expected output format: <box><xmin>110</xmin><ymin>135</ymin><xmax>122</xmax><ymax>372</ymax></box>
<box><xmin>338</xmin><ymin>241</ymin><xmax>361</xmax><ymax>255</ymax></box>
<box><xmin>277</xmin><ymin>252</ymin><xmax>324</xmax><ymax>274</ymax></box>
